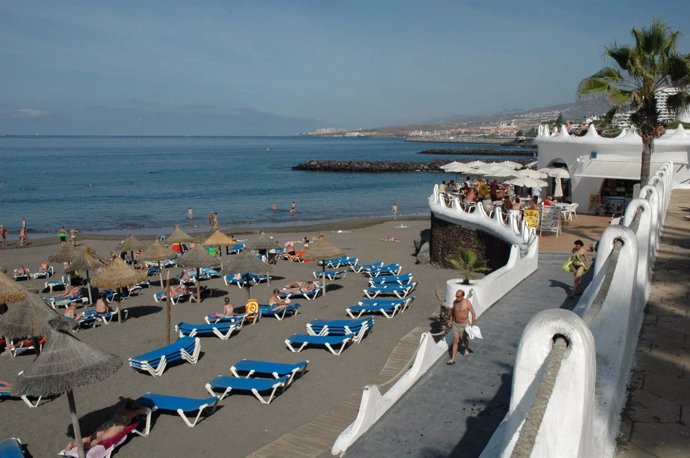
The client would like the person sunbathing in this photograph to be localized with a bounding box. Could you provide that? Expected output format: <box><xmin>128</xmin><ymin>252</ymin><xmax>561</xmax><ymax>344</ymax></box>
<box><xmin>39</xmin><ymin>259</ymin><xmax>49</xmax><ymax>273</ymax></box>
<box><xmin>53</xmin><ymin>286</ymin><xmax>81</xmax><ymax>299</ymax></box>
<box><xmin>63</xmin><ymin>304</ymin><xmax>82</xmax><ymax>321</ymax></box>
<box><xmin>281</xmin><ymin>281</ymin><xmax>317</xmax><ymax>294</ymax></box>
<box><xmin>95</xmin><ymin>294</ymin><xmax>112</xmax><ymax>314</ymax></box>
<box><xmin>64</xmin><ymin>398</ymin><xmax>148</xmax><ymax>452</ymax></box>
<box><xmin>14</xmin><ymin>266</ymin><xmax>29</xmax><ymax>277</ymax></box>
<box><xmin>211</xmin><ymin>297</ymin><xmax>235</xmax><ymax>318</ymax></box>
<box><xmin>0</xmin><ymin>380</ymin><xmax>12</xmax><ymax>391</ymax></box>
<box><xmin>169</xmin><ymin>285</ymin><xmax>190</xmax><ymax>298</ymax></box>
<box><xmin>269</xmin><ymin>289</ymin><xmax>291</xmax><ymax>310</ymax></box>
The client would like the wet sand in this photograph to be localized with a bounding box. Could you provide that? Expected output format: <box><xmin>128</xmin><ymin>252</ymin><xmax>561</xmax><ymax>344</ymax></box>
<box><xmin>0</xmin><ymin>215</ymin><xmax>609</xmax><ymax>457</ymax></box>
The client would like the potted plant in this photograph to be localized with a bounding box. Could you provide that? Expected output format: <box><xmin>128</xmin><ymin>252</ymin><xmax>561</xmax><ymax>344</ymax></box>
<box><xmin>447</xmin><ymin>248</ymin><xmax>490</xmax><ymax>285</ymax></box>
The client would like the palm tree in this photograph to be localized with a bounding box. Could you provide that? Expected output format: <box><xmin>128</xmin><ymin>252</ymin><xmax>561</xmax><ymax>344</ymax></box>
<box><xmin>577</xmin><ymin>18</ymin><xmax>690</xmax><ymax>184</ymax></box>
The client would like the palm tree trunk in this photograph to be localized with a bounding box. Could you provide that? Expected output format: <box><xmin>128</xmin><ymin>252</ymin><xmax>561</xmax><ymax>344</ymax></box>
<box><xmin>640</xmin><ymin>135</ymin><xmax>654</xmax><ymax>185</ymax></box>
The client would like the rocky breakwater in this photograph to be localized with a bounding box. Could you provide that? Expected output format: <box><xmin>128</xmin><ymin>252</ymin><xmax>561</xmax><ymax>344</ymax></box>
<box><xmin>293</xmin><ymin>159</ymin><xmax>447</xmax><ymax>173</ymax></box>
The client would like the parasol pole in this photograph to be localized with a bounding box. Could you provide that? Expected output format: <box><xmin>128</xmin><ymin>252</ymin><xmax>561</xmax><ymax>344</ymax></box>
<box><xmin>157</xmin><ymin>261</ymin><xmax>164</xmax><ymax>292</ymax></box>
<box><xmin>67</xmin><ymin>389</ymin><xmax>86</xmax><ymax>458</ymax></box>
<box><xmin>196</xmin><ymin>268</ymin><xmax>202</xmax><ymax>303</ymax></box>
<box><xmin>85</xmin><ymin>270</ymin><xmax>93</xmax><ymax>305</ymax></box>
<box><xmin>116</xmin><ymin>292</ymin><xmax>123</xmax><ymax>323</ymax></box>
<box><xmin>165</xmin><ymin>271</ymin><xmax>171</xmax><ymax>345</ymax></box>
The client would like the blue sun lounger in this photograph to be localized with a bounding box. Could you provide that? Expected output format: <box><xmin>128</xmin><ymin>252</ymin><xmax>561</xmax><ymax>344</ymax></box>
<box><xmin>321</xmin><ymin>256</ymin><xmax>359</xmax><ymax>269</ymax></box>
<box><xmin>153</xmin><ymin>290</ymin><xmax>192</xmax><ymax>305</ymax></box>
<box><xmin>364</xmin><ymin>282</ymin><xmax>417</xmax><ymax>299</ymax></box>
<box><xmin>349</xmin><ymin>261</ymin><xmax>384</xmax><ymax>273</ymax></box>
<box><xmin>129</xmin><ymin>336</ymin><xmax>201</xmax><ymax>377</ymax></box>
<box><xmin>203</xmin><ymin>313</ymin><xmax>251</xmax><ymax>326</ymax></box>
<box><xmin>229</xmin><ymin>359</ymin><xmax>309</xmax><ymax>385</ymax></box>
<box><xmin>306</xmin><ymin>317</ymin><xmax>374</xmax><ymax>343</ymax></box>
<box><xmin>205</xmin><ymin>374</ymin><xmax>290</xmax><ymax>404</ymax></box>
<box><xmin>368</xmin><ymin>272</ymin><xmax>413</xmax><ymax>286</ymax></box>
<box><xmin>0</xmin><ymin>438</ymin><xmax>23</xmax><ymax>458</ymax></box>
<box><xmin>137</xmin><ymin>393</ymin><xmax>219</xmax><ymax>428</ymax></box>
<box><xmin>346</xmin><ymin>296</ymin><xmax>415</xmax><ymax>319</ymax></box>
<box><xmin>285</xmin><ymin>334</ymin><xmax>353</xmax><ymax>355</ymax></box>
<box><xmin>363</xmin><ymin>263</ymin><xmax>402</xmax><ymax>277</ymax></box>
<box><xmin>259</xmin><ymin>302</ymin><xmax>302</xmax><ymax>320</ymax></box>
<box><xmin>0</xmin><ymin>389</ymin><xmax>42</xmax><ymax>408</ymax></box>
<box><xmin>176</xmin><ymin>321</ymin><xmax>241</xmax><ymax>340</ymax></box>
<box><xmin>312</xmin><ymin>270</ymin><xmax>347</xmax><ymax>281</ymax></box>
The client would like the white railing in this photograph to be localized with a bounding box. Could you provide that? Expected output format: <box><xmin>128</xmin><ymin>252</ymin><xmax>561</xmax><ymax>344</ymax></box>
<box><xmin>481</xmin><ymin>162</ymin><xmax>675</xmax><ymax>458</ymax></box>
<box><xmin>331</xmin><ymin>186</ymin><xmax>540</xmax><ymax>456</ymax></box>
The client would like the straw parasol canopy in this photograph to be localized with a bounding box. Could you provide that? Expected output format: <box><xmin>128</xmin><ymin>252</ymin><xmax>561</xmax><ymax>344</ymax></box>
<box><xmin>64</xmin><ymin>247</ymin><xmax>106</xmax><ymax>305</ymax></box>
<box><xmin>202</xmin><ymin>230</ymin><xmax>237</xmax><ymax>261</ymax></box>
<box><xmin>179</xmin><ymin>245</ymin><xmax>221</xmax><ymax>302</ymax></box>
<box><xmin>48</xmin><ymin>244</ymin><xmax>76</xmax><ymax>264</ymax></box>
<box><xmin>13</xmin><ymin>318</ymin><xmax>121</xmax><ymax>458</ymax></box>
<box><xmin>0</xmin><ymin>292</ymin><xmax>65</xmax><ymax>340</ymax></box>
<box><xmin>140</xmin><ymin>239</ymin><xmax>176</xmax><ymax>290</ymax></box>
<box><xmin>304</xmin><ymin>234</ymin><xmax>344</xmax><ymax>296</ymax></box>
<box><xmin>166</xmin><ymin>225</ymin><xmax>194</xmax><ymax>244</ymax></box>
<box><xmin>117</xmin><ymin>234</ymin><xmax>145</xmax><ymax>253</ymax></box>
<box><xmin>92</xmin><ymin>258</ymin><xmax>148</xmax><ymax>323</ymax></box>
<box><xmin>249</xmin><ymin>232</ymin><xmax>280</xmax><ymax>251</ymax></box>
<box><xmin>221</xmin><ymin>250</ymin><xmax>273</xmax><ymax>299</ymax></box>
<box><xmin>0</xmin><ymin>264</ymin><xmax>7</xmax><ymax>273</ymax></box>
<box><xmin>0</xmin><ymin>272</ymin><xmax>26</xmax><ymax>304</ymax></box>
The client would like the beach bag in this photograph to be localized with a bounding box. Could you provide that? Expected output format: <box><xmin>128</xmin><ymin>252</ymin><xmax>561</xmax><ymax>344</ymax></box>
<box><xmin>561</xmin><ymin>258</ymin><xmax>574</xmax><ymax>273</ymax></box>
<box><xmin>465</xmin><ymin>325</ymin><xmax>483</xmax><ymax>340</ymax></box>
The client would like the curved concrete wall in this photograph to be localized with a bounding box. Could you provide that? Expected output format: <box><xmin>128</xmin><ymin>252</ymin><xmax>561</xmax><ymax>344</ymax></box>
<box><xmin>331</xmin><ymin>186</ymin><xmax>540</xmax><ymax>456</ymax></box>
<box><xmin>481</xmin><ymin>162</ymin><xmax>675</xmax><ymax>458</ymax></box>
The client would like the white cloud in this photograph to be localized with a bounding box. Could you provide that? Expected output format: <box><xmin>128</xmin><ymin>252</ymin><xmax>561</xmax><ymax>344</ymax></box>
<box><xmin>11</xmin><ymin>108</ymin><xmax>50</xmax><ymax>119</ymax></box>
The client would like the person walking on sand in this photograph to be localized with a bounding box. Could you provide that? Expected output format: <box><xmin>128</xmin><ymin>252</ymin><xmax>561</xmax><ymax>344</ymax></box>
<box><xmin>19</xmin><ymin>227</ymin><xmax>27</xmax><ymax>247</ymax></box>
<box><xmin>447</xmin><ymin>289</ymin><xmax>476</xmax><ymax>364</ymax></box>
<box><xmin>208</xmin><ymin>211</ymin><xmax>214</xmax><ymax>230</ymax></box>
<box><xmin>392</xmin><ymin>202</ymin><xmax>399</xmax><ymax>219</ymax></box>
<box><xmin>69</xmin><ymin>227</ymin><xmax>79</xmax><ymax>247</ymax></box>
<box><xmin>57</xmin><ymin>226</ymin><xmax>68</xmax><ymax>245</ymax></box>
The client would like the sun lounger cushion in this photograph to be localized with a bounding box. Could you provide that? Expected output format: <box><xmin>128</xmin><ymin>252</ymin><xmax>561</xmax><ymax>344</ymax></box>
<box><xmin>368</xmin><ymin>272</ymin><xmax>413</xmax><ymax>285</ymax></box>
<box><xmin>129</xmin><ymin>337</ymin><xmax>200</xmax><ymax>376</ymax></box>
<box><xmin>285</xmin><ymin>334</ymin><xmax>353</xmax><ymax>355</ymax></box>
<box><xmin>230</xmin><ymin>359</ymin><xmax>309</xmax><ymax>384</ymax></box>
<box><xmin>205</xmin><ymin>374</ymin><xmax>290</xmax><ymax>403</ymax></box>
<box><xmin>363</xmin><ymin>282</ymin><xmax>417</xmax><ymax>299</ymax></box>
<box><xmin>136</xmin><ymin>393</ymin><xmax>218</xmax><ymax>428</ymax></box>
<box><xmin>176</xmin><ymin>321</ymin><xmax>241</xmax><ymax>340</ymax></box>
<box><xmin>350</xmin><ymin>261</ymin><xmax>383</xmax><ymax>273</ymax></box>
<box><xmin>363</xmin><ymin>263</ymin><xmax>402</xmax><ymax>277</ymax></box>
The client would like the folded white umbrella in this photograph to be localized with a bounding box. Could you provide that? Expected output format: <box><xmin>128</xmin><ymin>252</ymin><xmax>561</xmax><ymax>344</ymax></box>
<box><xmin>538</xmin><ymin>167</ymin><xmax>570</xmax><ymax>179</ymax></box>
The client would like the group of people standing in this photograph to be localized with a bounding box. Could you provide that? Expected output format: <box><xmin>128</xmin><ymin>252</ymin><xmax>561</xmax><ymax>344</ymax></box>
<box><xmin>56</xmin><ymin>226</ymin><xmax>79</xmax><ymax>246</ymax></box>
<box><xmin>0</xmin><ymin>218</ymin><xmax>28</xmax><ymax>248</ymax></box>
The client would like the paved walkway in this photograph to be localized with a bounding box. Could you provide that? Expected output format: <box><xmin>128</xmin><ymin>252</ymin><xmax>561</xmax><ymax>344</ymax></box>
<box><xmin>616</xmin><ymin>189</ymin><xmax>690</xmax><ymax>457</ymax></box>
<box><xmin>347</xmin><ymin>252</ymin><xmax>582</xmax><ymax>457</ymax></box>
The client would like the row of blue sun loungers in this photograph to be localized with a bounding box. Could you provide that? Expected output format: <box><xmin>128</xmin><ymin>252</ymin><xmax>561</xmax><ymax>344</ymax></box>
<box><xmin>312</xmin><ymin>269</ymin><xmax>348</xmax><ymax>280</ymax></box>
<box><xmin>223</xmin><ymin>273</ymin><xmax>270</xmax><ymax>288</ymax></box>
<box><xmin>135</xmin><ymin>359</ymin><xmax>308</xmax><ymax>427</ymax></box>
<box><xmin>364</xmin><ymin>281</ymin><xmax>417</xmax><ymax>299</ymax></box>
<box><xmin>277</xmin><ymin>286</ymin><xmax>322</xmax><ymax>301</ymax></box>
<box><xmin>129</xmin><ymin>336</ymin><xmax>201</xmax><ymax>377</ymax></box>
<box><xmin>285</xmin><ymin>317</ymin><xmax>374</xmax><ymax>355</ymax></box>
<box><xmin>320</xmin><ymin>256</ymin><xmax>359</xmax><ymax>269</ymax></box>
<box><xmin>346</xmin><ymin>296</ymin><xmax>416</xmax><ymax>319</ymax></box>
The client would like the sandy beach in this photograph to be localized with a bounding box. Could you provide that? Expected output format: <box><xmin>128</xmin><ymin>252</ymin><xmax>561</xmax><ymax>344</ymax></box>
<box><xmin>0</xmin><ymin>215</ymin><xmax>610</xmax><ymax>457</ymax></box>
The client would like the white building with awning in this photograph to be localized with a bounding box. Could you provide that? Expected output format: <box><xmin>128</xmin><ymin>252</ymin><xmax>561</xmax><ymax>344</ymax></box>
<box><xmin>534</xmin><ymin>123</ymin><xmax>690</xmax><ymax>215</ymax></box>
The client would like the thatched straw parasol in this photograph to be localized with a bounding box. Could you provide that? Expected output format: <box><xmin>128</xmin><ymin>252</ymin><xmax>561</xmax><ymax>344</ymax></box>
<box><xmin>166</xmin><ymin>225</ymin><xmax>194</xmax><ymax>244</ymax></box>
<box><xmin>13</xmin><ymin>319</ymin><xmax>122</xmax><ymax>458</ymax></box>
<box><xmin>48</xmin><ymin>244</ymin><xmax>77</xmax><ymax>264</ymax></box>
<box><xmin>202</xmin><ymin>230</ymin><xmax>236</xmax><ymax>257</ymax></box>
<box><xmin>0</xmin><ymin>272</ymin><xmax>26</xmax><ymax>304</ymax></box>
<box><xmin>140</xmin><ymin>239</ymin><xmax>176</xmax><ymax>291</ymax></box>
<box><xmin>221</xmin><ymin>250</ymin><xmax>273</xmax><ymax>299</ymax></box>
<box><xmin>116</xmin><ymin>235</ymin><xmax>146</xmax><ymax>266</ymax></box>
<box><xmin>304</xmin><ymin>234</ymin><xmax>344</xmax><ymax>296</ymax></box>
<box><xmin>91</xmin><ymin>258</ymin><xmax>148</xmax><ymax>323</ymax></box>
<box><xmin>0</xmin><ymin>264</ymin><xmax>7</xmax><ymax>273</ymax></box>
<box><xmin>0</xmin><ymin>293</ymin><xmax>64</xmax><ymax>340</ymax></box>
<box><xmin>178</xmin><ymin>245</ymin><xmax>221</xmax><ymax>302</ymax></box>
<box><xmin>249</xmin><ymin>232</ymin><xmax>280</xmax><ymax>251</ymax></box>
<box><xmin>64</xmin><ymin>247</ymin><xmax>106</xmax><ymax>306</ymax></box>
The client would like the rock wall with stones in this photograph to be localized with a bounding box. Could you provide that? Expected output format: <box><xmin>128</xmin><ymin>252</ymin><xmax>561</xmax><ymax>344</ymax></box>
<box><xmin>429</xmin><ymin>213</ymin><xmax>511</xmax><ymax>269</ymax></box>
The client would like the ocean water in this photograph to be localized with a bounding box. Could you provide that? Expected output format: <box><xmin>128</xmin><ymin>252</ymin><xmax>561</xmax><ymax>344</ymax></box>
<box><xmin>0</xmin><ymin>136</ymin><xmax>532</xmax><ymax>237</ymax></box>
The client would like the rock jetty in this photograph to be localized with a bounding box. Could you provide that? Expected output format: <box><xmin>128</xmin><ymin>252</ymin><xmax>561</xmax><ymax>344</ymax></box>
<box><xmin>293</xmin><ymin>159</ymin><xmax>448</xmax><ymax>173</ymax></box>
<box><xmin>418</xmin><ymin>148</ymin><xmax>536</xmax><ymax>156</ymax></box>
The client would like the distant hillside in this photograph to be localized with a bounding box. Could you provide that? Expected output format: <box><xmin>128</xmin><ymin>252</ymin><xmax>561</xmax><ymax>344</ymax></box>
<box><xmin>368</xmin><ymin>98</ymin><xmax>612</xmax><ymax>134</ymax></box>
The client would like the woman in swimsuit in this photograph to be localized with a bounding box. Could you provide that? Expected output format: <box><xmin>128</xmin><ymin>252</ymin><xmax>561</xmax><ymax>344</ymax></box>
<box><xmin>569</xmin><ymin>239</ymin><xmax>589</xmax><ymax>297</ymax></box>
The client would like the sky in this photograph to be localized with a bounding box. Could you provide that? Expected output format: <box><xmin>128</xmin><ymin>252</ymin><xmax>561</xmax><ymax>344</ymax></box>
<box><xmin>1</xmin><ymin>0</ymin><xmax>690</xmax><ymax>135</ymax></box>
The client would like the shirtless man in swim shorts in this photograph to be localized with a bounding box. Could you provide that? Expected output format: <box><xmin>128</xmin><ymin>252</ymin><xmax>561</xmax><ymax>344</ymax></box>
<box><xmin>447</xmin><ymin>289</ymin><xmax>476</xmax><ymax>364</ymax></box>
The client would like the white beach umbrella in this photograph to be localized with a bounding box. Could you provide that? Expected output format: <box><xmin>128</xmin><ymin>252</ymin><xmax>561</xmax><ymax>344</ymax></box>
<box><xmin>554</xmin><ymin>178</ymin><xmax>564</xmax><ymax>198</ymax></box>
<box><xmin>483</xmin><ymin>167</ymin><xmax>518</xmax><ymax>178</ymax></box>
<box><xmin>441</xmin><ymin>161</ymin><xmax>464</xmax><ymax>171</ymax></box>
<box><xmin>514</xmin><ymin>169</ymin><xmax>548</xmax><ymax>179</ymax></box>
<box><xmin>524</xmin><ymin>160</ymin><xmax>538</xmax><ymax>169</ymax></box>
<box><xmin>538</xmin><ymin>167</ymin><xmax>571</xmax><ymax>179</ymax></box>
<box><xmin>465</xmin><ymin>160</ymin><xmax>487</xmax><ymax>168</ymax></box>
<box><xmin>445</xmin><ymin>163</ymin><xmax>475</xmax><ymax>173</ymax></box>
<box><xmin>506</xmin><ymin>176</ymin><xmax>548</xmax><ymax>188</ymax></box>
<box><xmin>500</xmin><ymin>161</ymin><xmax>523</xmax><ymax>169</ymax></box>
